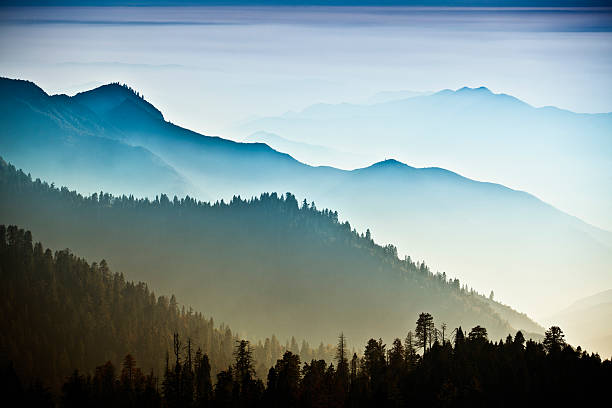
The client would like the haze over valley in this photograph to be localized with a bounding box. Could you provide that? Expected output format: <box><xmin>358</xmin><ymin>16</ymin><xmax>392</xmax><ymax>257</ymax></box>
<box><xmin>1</xmin><ymin>4</ymin><xmax>611</xmax><ymax>405</ymax></box>
<box><xmin>1</xmin><ymin>77</ymin><xmax>611</xmax><ymax>358</ymax></box>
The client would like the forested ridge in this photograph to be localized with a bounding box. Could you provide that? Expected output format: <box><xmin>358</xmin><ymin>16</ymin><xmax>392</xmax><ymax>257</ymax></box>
<box><xmin>2</xmin><ymin>225</ymin><xmax>610</xmax><ymax>408</ymax></box>
<box><xmin>0</xmin><ymin>225</ymin><xmax>337</xmax><ymax>391</ymax></box>
<box><xmin>0</xmin><ymin>158</ymin><xmax>542</xmax><ymax>345</ymax></box>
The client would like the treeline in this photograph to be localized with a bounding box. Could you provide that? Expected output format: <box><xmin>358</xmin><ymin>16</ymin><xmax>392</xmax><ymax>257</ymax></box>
<box><xmin>1</xmin><ymin>226</ymin><xmax>610</xmax><ymax>406</ymax></box>
<box><xmin>4</xmin><ymin>321</ymin><xmax>610</xmax><ymax>407</ymax></box>
<box><xmin>0</xmin><ymin>158</ymin><xmax>455</xmax><ymax>289</ymax></box>
<box><xmin>0</xmin><ymin>225</ymin><xmax>336</xmax><ymax>390</ymax></box>
<box><xmin>0</xmin><ymin>158</ymin><xmax>541</xmax><ymax>343</ymax></box>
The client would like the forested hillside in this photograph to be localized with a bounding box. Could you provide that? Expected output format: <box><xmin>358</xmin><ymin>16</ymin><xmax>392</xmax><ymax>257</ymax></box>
<box><xmin>3</xmin><ymin>225</ymin><xmax>608</xmax><ymax>407</ymax></box>
<box><xmin>0</xmin><ymin>158</ymin><xmax>541</xmax><ymax>345</ymax></box>
<box><xmin>0</xmin><ymin>225</ymin><xmax>336</xmax><ymax>390</ymax></box>
<box><xmin>2</xmin><ymin>77</ymin><xmax>610</xmax><ymax>325</ymax></box>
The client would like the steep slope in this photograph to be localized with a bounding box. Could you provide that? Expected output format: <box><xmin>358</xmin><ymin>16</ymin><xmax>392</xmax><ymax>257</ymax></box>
<box><xmin>72</xmin><ymin>83</ymin><xmax>320</xmax><ymax>197</ymax></box>
<box><xmin>72</xmin><ymin>82</ymin><xmax>164</xmax><ymax>121</ymax></box>
<box><xmin>0</xmin><ymin>78</ymin><xmax>189</xmax><ymax>199</ymax></box>
<box><xmin>0</xmin><ymin>159</ymin><xmax>543</xmax><ymax>348</ymax></box>
<box><xmin>317</xmin><ymin>159</ymin><xmax>612</xmax><ymax>319</ymax></box>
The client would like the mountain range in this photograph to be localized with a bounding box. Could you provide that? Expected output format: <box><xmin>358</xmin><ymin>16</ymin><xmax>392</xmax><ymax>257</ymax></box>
<box><xmin>244</xmin><ymin>131</ymin><xmax>358</xmax><ymax>168</ymax></box>
<box><xmin>237</xmin><ymin>86</ymin><xmax>612</xmax><ymax>233</ymax></box>
<box><xmin>0</xmin><ymin>158</ymin><xmax>544</xmax><ymax>348</ymax></box>
<box><xmin>1</xmin><ymin>77</ymin><xmax>611</xmax><ymax>351</ymax></box>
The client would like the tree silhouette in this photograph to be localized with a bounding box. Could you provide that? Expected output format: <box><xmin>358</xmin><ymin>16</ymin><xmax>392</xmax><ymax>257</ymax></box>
<box><xmin>468</xmin><ymin>325</ymin><xmax>488</xmax><ymax>342</ymax></box>
<box><xmin>543</xmin><ymin>326</ymin><xmax>566</xmax><ymax>354</ymax></box>
<box><xmin>335</xmin><ymin>333</ymin><xmax>349</xmax><ymax>396</ymax></box>
<box><xmin>2</xmin><ymin>220</ymin><xmax>612</xmax><ymax>406</ymax></box>
<box><xmin>415</xmin><ymin>313</ymin><xmax>434</xmax><ymax>353</ymax></box>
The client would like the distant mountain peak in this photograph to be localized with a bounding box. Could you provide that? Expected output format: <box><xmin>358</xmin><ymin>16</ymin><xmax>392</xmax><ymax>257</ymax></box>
<box><xmin>437</xmin><ymin>86</ymin><xmax>494</xmax><ymax>96</ymax></box>
<box><xmin>457</xmin><ymin>86</ymin><xmax>492</xmax><ymax>94</ymax></box>
<box><xmin>365</xmin><ymin>158</ymin><xmax>413</xmax><ymax>170</ymax></box>
<box><xmin>433</xmin><ymin>85</ymin><xmax>529</xmax><ymax>108</ymax></box>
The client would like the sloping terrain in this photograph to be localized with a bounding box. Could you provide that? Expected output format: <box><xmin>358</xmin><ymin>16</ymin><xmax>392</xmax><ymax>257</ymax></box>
<box><xmin>2</xmin><ymin>77</ymin><xmax>610</xmax><ymax>320</ymax></box>
<box><xmin>0</xmin><ymin>159</ymin><xmax>542</xmax><ymax>347</ymax></box>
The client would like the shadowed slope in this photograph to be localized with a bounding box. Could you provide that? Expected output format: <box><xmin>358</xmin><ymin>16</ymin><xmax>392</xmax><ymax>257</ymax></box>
<box><xmin>0</xmin><ymin>158</ymin><xmax>543</xmax><ymax>347</ymax></box>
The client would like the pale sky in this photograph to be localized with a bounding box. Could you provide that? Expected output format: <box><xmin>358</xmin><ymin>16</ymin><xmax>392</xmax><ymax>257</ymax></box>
<box><xmin>1</xmin><ymin>6</ymin><xmax>611</xmax><ymax>228</ymax></box>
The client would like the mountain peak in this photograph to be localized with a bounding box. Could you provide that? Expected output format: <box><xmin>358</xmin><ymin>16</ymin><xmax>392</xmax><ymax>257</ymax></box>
<box><xmin>375</xmin><ymin>158</ymin><xmax>406</xmax><ymax>166</ymax></box>
<box><xmin>436</xmin><ymin>86</ymin><xmax>493</xmax><ymax>96</ymax></box>
<box><xmin>433</xmin><ymin>85</ymin><xmax>529</xmax><ymax>108</ymax></box>
<box><xmin>457</xmin><ymin>86</ymin><xmax>492</xmax><ymax>94</ymax></box>
<box><xmin>73</xmin><ymin>82</ymin><xmax>164</xmax><ymax>121</ymax></box>
<box><xmin>364</xmin><ymin>158</ymin><xmax>413</xmax><ymax>170</ymax></box>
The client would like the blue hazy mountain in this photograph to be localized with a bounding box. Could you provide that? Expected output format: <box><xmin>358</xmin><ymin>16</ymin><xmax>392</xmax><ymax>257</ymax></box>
<box><xmin>237</xmin><ymin>86</ymin><xmax>612</xmax><ymax>233</ymax></box>
<box><xmin>0</xmin><ymin>78</ymin><xmax>190</xmax><ymax>199</ymax></box>
<box><xmin>2</xmin><ymin>158</ymin><xmax>547</xmax><ymax>347</ymax></box>
<box><xmin>245</xmin><ymin>131</ymin><xmax>360</xmax><ymax>168</ymax></box>
<box><xmin>1</xmin><ymin>78</ymin><xmax>611</xmax><ymax>337</ymax></box>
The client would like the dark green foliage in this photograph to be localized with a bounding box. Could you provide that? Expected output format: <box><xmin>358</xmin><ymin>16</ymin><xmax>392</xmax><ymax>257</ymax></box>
<box><xmin>0</xmin><ymin>225</ymin><xmax>333</xmax><ymax>391</ymax></box>
<box><xmin>1</xmin><ymin>229</ymin><xmax>610</xmax><ymax>406</ymax></box>
<box><xmin>0</xmin><ymin>223</ymin><xmax>233</xmax><ymax>390</ymax></box>
<box><xmin>0</xmin><ymin>157</ymin><xmax>541</xmax><ymax>346</ymax></box>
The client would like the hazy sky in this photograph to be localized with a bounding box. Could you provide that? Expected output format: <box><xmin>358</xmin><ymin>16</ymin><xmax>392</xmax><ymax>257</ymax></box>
<box><xmin>1</xmin><ymin>7</ymin><xmax>611</xmax><ymax>129</ymax></box>
<box><xmin>1</xmin><ymin>6</ymin><xmax>611</xmax><ymax>226</ymax></box>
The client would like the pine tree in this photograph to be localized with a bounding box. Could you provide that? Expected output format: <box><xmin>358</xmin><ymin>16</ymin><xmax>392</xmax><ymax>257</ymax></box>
<box><xmin>194</xmin><ymin>348</ymin><xmax>212</xmax><ymax>407</ymax></box>
<box><xmin>415</xmin><ymin>313</ymin><xmax>434</xmax><ymax>353</ymax></box>
<box><xmin>543</xmin><ymin>326</ymin><xmax>565</xmax><ymax>354</ymax></box>
<box><xmin>335</xmin><ymin>332</ymin><xmax>349</xmax><ymax>395</ymax></box>
<box><xmin>404</xmin><ymin>331</ymin><xmax>419</xmax><ymax>369</ymax></box>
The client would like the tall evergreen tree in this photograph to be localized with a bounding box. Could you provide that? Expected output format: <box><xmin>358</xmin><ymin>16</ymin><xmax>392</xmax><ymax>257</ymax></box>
<box><xmin>415</xmin><ymin>313</ymin><xmax>434</xmax><ymax>353</ymax></box>
<box><xmin>543</xmin><ymin>326</ymin><xmax>566</xmax><ymax>354</ymax></box>
<box><xmin>335</xmin><ymin>333</ymin><xmax>349</xmax><ymax>395</ymax></box>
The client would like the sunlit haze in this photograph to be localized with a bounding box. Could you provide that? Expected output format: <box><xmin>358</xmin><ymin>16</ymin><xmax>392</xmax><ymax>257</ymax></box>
<box><xmin>1</xmin><ymin>5</ymin><xmax>611</xmax><ymax>400</ymax></box>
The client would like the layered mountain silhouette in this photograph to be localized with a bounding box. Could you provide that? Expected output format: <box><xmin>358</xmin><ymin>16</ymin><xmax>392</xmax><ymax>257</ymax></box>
<box><xmin>1</xmin><ymin>77</ymin><xmax>611</xmax><ymax>334</ymax></box>
<box><xmin>0</xmin><ymin>158</ymin><xmax>543</xmax><ymax>348</ymax></box>
<box><xmin>237</xmin><ymin>85</ymin><xmax>612</xmax><ymax>232</ymax></box>
<box><xmin>0</xmin><ymin>78</ymin><xmax>190</xmax><ymax>199</ymax></box>
<box><xmin>244</xmin><ymin>131</ymin><xmax>357</xmax><ymax>168</ymax></box>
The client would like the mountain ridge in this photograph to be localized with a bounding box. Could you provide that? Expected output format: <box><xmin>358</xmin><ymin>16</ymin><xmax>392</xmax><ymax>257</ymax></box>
<box><xmin>0</xmin><ymin>156</ymin><xmax>545</xmax><ymax>347</ymax></box>
<box><xmin>1</xmin><ymin>77</ymin><xmax>611</xmax><ymax>329</ymax></box>
<box><xmin>237</xmin><ymin>83</ymin><xmax>612</xmax><ymax>232</ymax></box>
<box><xmin>3</xmin><ymin>75</ymin><xmax>610</xmax><ymax>238</ymax></box>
